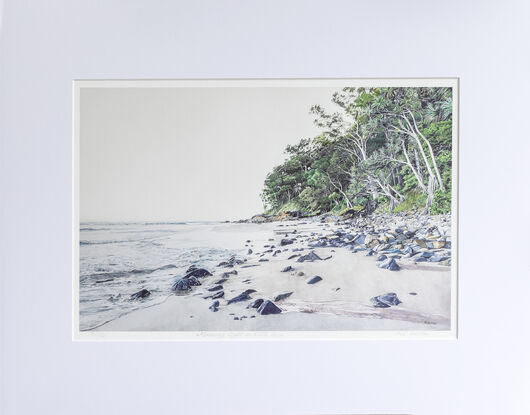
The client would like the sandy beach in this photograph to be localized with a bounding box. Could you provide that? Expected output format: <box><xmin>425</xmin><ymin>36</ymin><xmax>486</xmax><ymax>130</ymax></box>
<box><xmin>96</xmin><ymin>217</ymin><xmax>452</xmax><ymax>332</ymax></box>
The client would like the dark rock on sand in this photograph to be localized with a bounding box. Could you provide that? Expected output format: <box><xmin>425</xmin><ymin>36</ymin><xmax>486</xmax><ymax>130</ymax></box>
<box><xmin>214</xmin><ymin>278</ymin><xmax>228</xmax><ymax>284</ymax></box>
<box><xmin>227</xmin><ymin>290</ymin><xmax>255</xmax><ymax>305</ymax></box>
<box><xmin>172</xmin><ymin>276</ymin><xmax>201</xmax><ymax>291</ymax></box>
<box><xmin>371</xmin><ymin>292</ymin><xmax>402</xmax><ymax>308</ymax></box>
<box><xmin>185</xmin><ymin>267</ymin><xmax>212</xmax><ymax>278</ymax></box>
<box><xmin>306</xmin><ymin>275</ymin><xmax>323</xmax><ymax>284</ymax></box>
<box><xmin>257</xmin><ymin>300</ymin><xmax>282</xmax><ymax>315</ymax></box>
<box><xmin>288</xmin><ymin>254</ymin><xmax>300</xmax><ymax>260</ymax></box>
<box><xmin>429</xmin><ymin>256</ymin><xmax>448</xmax><ymax>262</ymax></box>
<box><xmin>296</xmin><ymin>251</ymin><xmax>322</xmax><ymax>262</ymax></box>
<box><xmin>211</xmin><ymin>291</ymin><xmax>224</xmax><ymax>299</ymax></box>
<box><xmin>280</xmin><ymin>239</ymin><xmax>294</xmax><ymax>246</ymax></box>
<box><xmin>376</xmin><ymin>254</ymin><xmax>387</xmax><ymax>262</ymax></box>
<box><xmin>281</xmin><ymin>265</ymin><xmax>294</xmax><ymax>272</ymax></box>
<box><xmin>259</xmin><ymin>258</ymin><xmax>269</xmax><ymax>262</ymax></box>
<box><xmin>365</xmin><ymin>249</ymin><xmax>376</xmax><ymax>257</ymax></box>
<box><xmin>378</xmin><ymin>258</ymin><xmax>400</xmax><ymax>271</ymax></box>
<box><xmin>209</xmin><ymin>300</ymin><xmax>220</xmax><ymax>312</ymax></box>
<box><xmin>247</xmin><ymin>298</ymin><xmax>264</xmax><ymax>309</ymax></box>
<box><xmin>247</xmin><ymin>249</ymin><xmax>253</xmax><ymax>254</ymax></box>
<box><xmin>130</xmin><ymin>289</ymin><xmax>151</xmax><ymax>300</ymax></box>
<box><xmin>274</xmin><ymin>292</ymin><xmax>293</xmax><ymax>302</ymax></box>
<box><xmin>207</xmin><ymin>284</ymin><xmax>223</xmax><ymax>292</ymax></box>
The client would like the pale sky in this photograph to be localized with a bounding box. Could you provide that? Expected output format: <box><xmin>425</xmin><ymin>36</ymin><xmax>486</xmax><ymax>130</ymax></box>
<box><xmin>80</xmin><ymin>86</ymin><xmax>338</xmax><ymax>222</ymax></box>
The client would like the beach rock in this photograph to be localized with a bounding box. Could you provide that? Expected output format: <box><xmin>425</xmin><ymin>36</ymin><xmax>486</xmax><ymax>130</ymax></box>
<box><xmin>247</xmin><ymin>249</ymin><xmax>253</xmax><ymax>254</ymax></box>
<box><xmin>288</xmin><ymin>254</ymin><xmax>300</xmax><ymax>260</ymax></box>
<box><xmin>172</xmin><ymin>276</ymin><xmax>201</xmax><ymax>291</ymax></box>
<box><xmin>185</xmin><ymin>267</ymin><xmax>212</xmax><ymax>278</ymax></box>
<box><xmin>214</xmin><ymin>278</ymin><xmax>228</xmax><ymax>284</ymax></box>
<box><xmin>371</xmin><ymin>292</ymin><xmax>402</xmax><ymax>308</ymax></box>
<box><xmin>130</xmin><ymin>289</ymin><xmax>151</xmax><ymax>300</ymax></box>
<box><xmin>207</xmin><ymin>284</ymin><xmax>223</xmax><ymax>292</ymax></box>
<box><xmin>297</xmin><ymin>271</ymin><xmax>305</xmax><ymax>277</ymax></box>
<box><xmin>365</xmin><ymin>249</ymin><xmax>376</xmax><ymax>257</ymax></box>
<box><xmin>429</xmin><ymin>256</ymin><xmax>448</xmax><ymax>262</ymax></box>
<box><xmin>296</xmin><ymin>251</ymin><xmax>322</xmax><ymax>262</ymax></box>
<box><xmin>306</xmin><ymin>275</ymin><xmax>323</xmax><ymax>284</ymax></box>
<box><xmin>378</xmin><ymin>258</ymin><xmax>400</xmax><ymax>271</ymax></box>
<box><xmin>274</xmin><ymin>292</ymin><xmax>293</xmax><ymax>302</ymax></box>
<box><xmin>247</xmin><ymin>298</ymin><xmax>264</xmax><ymax>309</ymax></box>
<box><xmin>376</xmin><ymin>254</ymin><xmax>387</xmax><ymax>262</ymax></box>
<box><xmin>280</xmin><ymin>239</ymin><xmax>294</xmax><ymax>246</ymax></box>
<box><xmin>281</xmin><ymin>265</ymin><xmax>294</xmax><ymax>272</ymax></box>
<box><xmin>259</xmin><ymin>258</ymin><xmax>269</xmax><ymax>262</ymax></box>
<box><xmin>257</xmin><ymin>300</ymin><xmax>282</xmax><ymax>315</ymax></box>
<box><xmin>211</xmin><ymin>290</ymin><xmax>224</xmax><ymax>299</ymax></box>
<box><xmin>414</xmin><ymin>257</ymin><xmax>427</xmax><ymax>263</ymax></box>
<box><xmin>227</xmin><ymin>290</ymin><xmax>254</xmax><ymax>305</ymax></box>
<box><xmin>217</xmin><ymin>256</ymin><xmax>244</xmax><ymax>268</ymax></box>
<box><xmin>209</xmin><ymin>300</ymin><xmax>220</xmax><ymax>312</ymax></box>
<box><xmin>364</xmin><ymin>234</ymin><xmax>380</xmax><ymax>248</ymax></box>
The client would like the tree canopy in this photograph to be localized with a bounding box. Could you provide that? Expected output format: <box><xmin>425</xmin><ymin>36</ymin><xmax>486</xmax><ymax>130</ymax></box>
<box><xmin>261</xmin><ymin>87</ymin><xmax>453</xmax><ymax>216</ymax></box>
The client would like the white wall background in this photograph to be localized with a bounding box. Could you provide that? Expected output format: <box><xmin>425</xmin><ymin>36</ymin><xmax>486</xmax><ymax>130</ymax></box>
<box><xmin>1</xmin><ymin>1</ymin><xmax>529</xmax><ymax>414</ymax></box>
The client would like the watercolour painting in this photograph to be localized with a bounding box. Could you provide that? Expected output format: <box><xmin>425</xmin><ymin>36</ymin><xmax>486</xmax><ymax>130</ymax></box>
<box><xmin>73</xmin><ymin>79</ymin><xmax>458</xmax><ymax>340</ymax></box>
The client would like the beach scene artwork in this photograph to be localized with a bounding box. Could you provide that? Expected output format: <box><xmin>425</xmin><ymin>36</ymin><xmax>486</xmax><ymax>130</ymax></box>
<box><xmin>74</xmin><ymin>79</ymin><xmax>457</xmax><ymax>339</ymax></box>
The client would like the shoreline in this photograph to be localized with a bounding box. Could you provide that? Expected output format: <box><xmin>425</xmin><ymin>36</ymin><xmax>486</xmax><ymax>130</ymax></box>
<box><xmin>93</xmin><ymin>213</ymin><xmax>452</xmax><ymax>332</ymax></box>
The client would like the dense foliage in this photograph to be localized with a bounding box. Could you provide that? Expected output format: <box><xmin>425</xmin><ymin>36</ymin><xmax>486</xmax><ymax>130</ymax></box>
<box><xmin>262</xmin><ymin>87</ymin><xmax>453</xmax><ymax>215</ymax></box>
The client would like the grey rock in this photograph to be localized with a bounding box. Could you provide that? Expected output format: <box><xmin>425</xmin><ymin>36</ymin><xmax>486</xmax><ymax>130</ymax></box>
<box><xmin>306</xmin><ymin>275</ymin><xmax>323</xmax><ymax>284</ymax></box>
<box><xmin>281</xmin><ymin>265</ymin><xmax>294</xmax><ymax>272</ymax></box>
<box><xmin>370</xmin><ymin>292</ymin><xmax>401</xmax><ymax>308</ymax></box>
<box><xmin>296</xmin><ymin>251</ymin><xmax>322</xmax><ymax>262</ymax></box>
<box><xmin>274</xmin><ymin>292</ymin><xmax>293</xmax><ymax>302</ymax></box>
<box><xmin>257</xmin><ymin>300</ymin><xmax>282</xmax><ymax>315</ymax></box>
<box><xmin>378</xmin><ymin>258</ymin><xmax>400</xmax><ymax>271</ymax></box>
<box><xmin>130</xmin><ymin>289</ymin><xmax>150</xmax><ymax>300</ymax></box>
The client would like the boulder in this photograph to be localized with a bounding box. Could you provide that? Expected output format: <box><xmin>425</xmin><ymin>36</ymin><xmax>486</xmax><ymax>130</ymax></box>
<box><xmin>130</xmin><ymin>289</ymin><xmax>150</xmax><ymax>300</ymax></box>
<box><xmin>274</xmin><ymin>292</ymin><xmax>293</xmax><ymax>302</ymax></box>
<box><xmin>370</xmin><ymin>292</ymin><xmax>401</xmax><ymax>308</ymax></box>
<box><xmin>281</xmin><ymin>265</ymin><xmax>294</xmax><ymax>272</ymax></box>
<box><xmin>185</xmin><ymin>267</ymin><xmax>212</xmax><ymax>278</ymax></box>
<box><xmin>378</xmin><ymin>258</ymin><xmax>400</xmax><ymax>271</ymax></box>
<box><xmin>280</xmin><ymin>239</ymin><xmax>294</xmax><ymax>246</ymax></box>
<box><xmin>296</xmin><ymin>251</ymin><xmax>322</xmax><ymax>262</ymax></box>
<box><xmin>209</xmin><ymin>300</ymin><xmax>220</xmax><ymax>312</ymax></box>
<box><xmin>207</xmin><ymin>284</ymin><xmax>223</xmax><ymax>292</ymax></box>
<box><xmin>257</xmin><ymin>300</ymin><xmax>282</xmax><ymax>315</ymax></box>
<box><xmin>171</xmin><ymin>276</ymin><xmax>201</xmax><ymax>291</ymax></box>
<box><xmin>227</xmin><ymin>290</ymin><xmax>255</xmax><ymax>305</ymax></box>
<box><xmin>211</xmin><ymin>291</ymin><xmax>224</xmax><ymax>299</ymax></box>
<box><xmin>247</xmin><ymin>298</ymin><xmax>264</xmax><ymax>309</ymax></box>
<box><xmin>306</xmin><ymin>275</ymin><xmax>323</xmax><ymax>284</ymax></box>
<box><xmin>376</xmin><ymin>254</ymin><xmax>387</xmax><ymax>262</ymax></box>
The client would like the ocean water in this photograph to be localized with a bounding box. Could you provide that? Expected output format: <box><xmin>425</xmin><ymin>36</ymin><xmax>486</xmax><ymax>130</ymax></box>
<box><xmin>79</xmin><ymin>221</ymin><xmax>271</xmax><ymax>330</ymax></box>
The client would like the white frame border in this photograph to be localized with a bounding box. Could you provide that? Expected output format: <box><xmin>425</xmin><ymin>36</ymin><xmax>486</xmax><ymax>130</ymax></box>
<box><xmin>72</xmin><ymin>78</ymin><xmax>459</xmax><ymax>341</ymax></box>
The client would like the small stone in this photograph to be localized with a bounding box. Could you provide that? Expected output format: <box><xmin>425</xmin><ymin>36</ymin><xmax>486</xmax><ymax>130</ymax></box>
<box><xmin>274</xmin><ymin>292</ymin><xmax>293</xmax><ymax>302</ymax></box>
<box><xmin>370</xmin><ymin>292</ymin><xmax>401</xmax><ymax>308</ymax></box>
<box><xmin>130</xmin><ymin>289</ymin><xmax>150</xmax><ymax>300</ymax></box>
<box><xmin>306</xmin><ymin>275</ymin><xmax>323</xmax><ymax>284</ymax></box>
<box><xmin>211</xmin><ymin>291</ymin><xmax>224</xmax><ymax>299</ymax></box>
<box><xmin>281</xmin><ymin>266</ymin><xmax>294</xmax><ymax>272</ymax></box>
<box><xmin>376</xmin><ymin>254</ymin><xmax>387</xmax><ymax>262</ymax></box>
